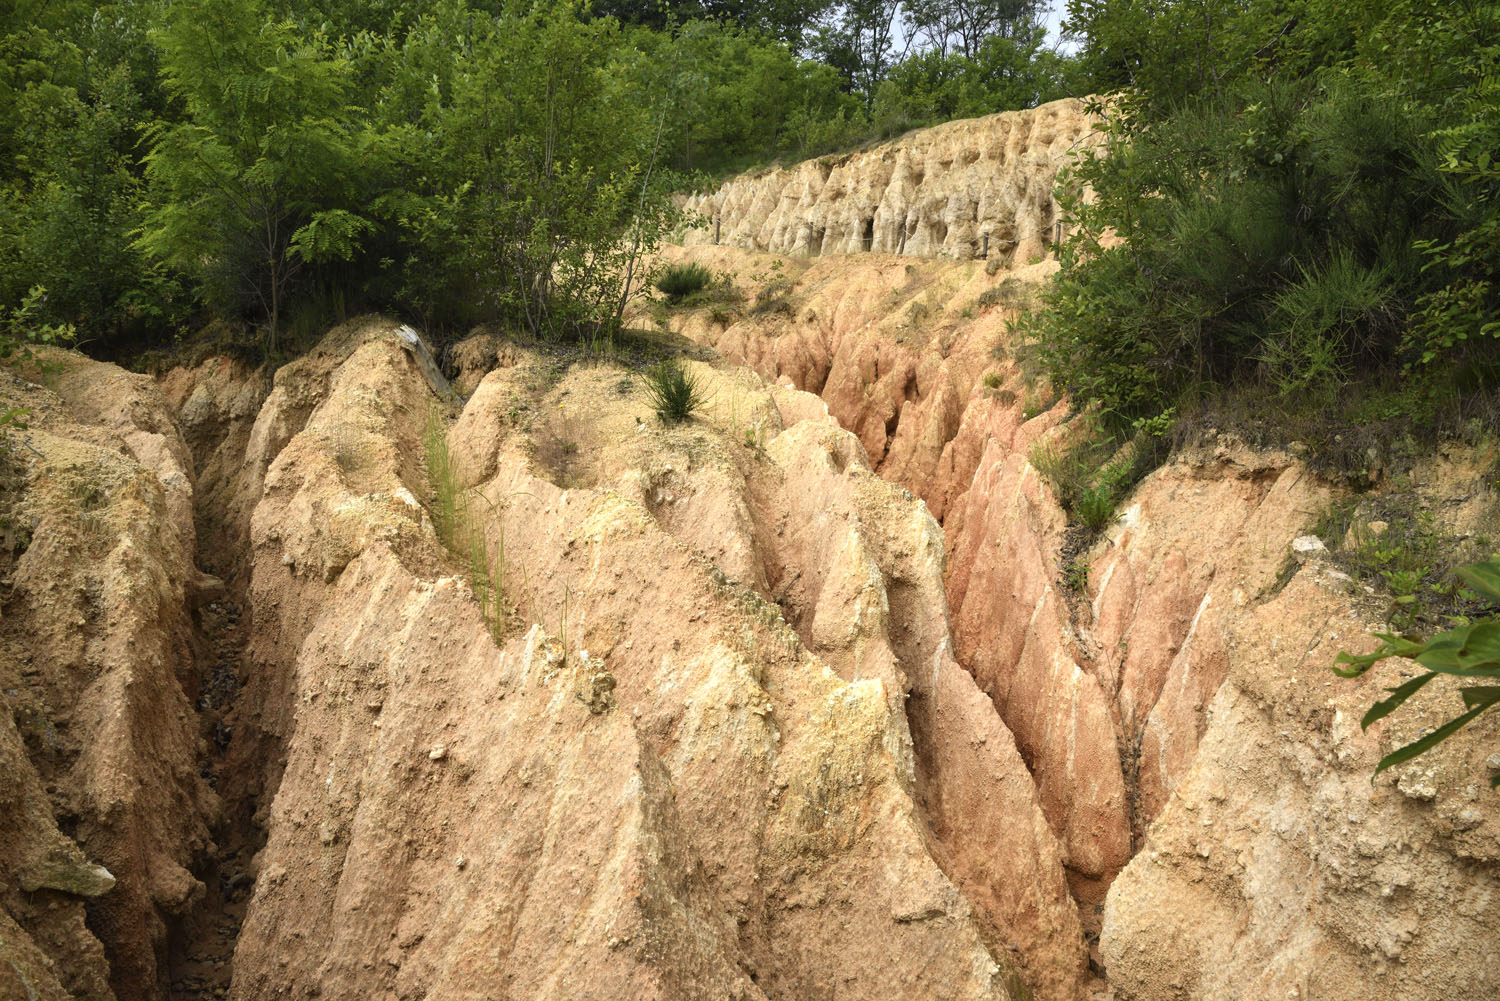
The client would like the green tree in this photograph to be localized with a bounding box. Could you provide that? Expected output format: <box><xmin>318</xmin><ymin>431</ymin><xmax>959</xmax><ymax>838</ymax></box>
<box><xmin>872</xmin><ymin>16</ymin><xmax>1065</xmax><ymax>127</ymax></box>
<box><xmin>371</xmin><ymin>0</ymin><xmax>676</xmax><ymax>340</ymax></box>
<box><xmin>137</xmin><ymin>0</ymin><xmax>374</xmax><ymax>351</ymax></box>
<box><xmin>813</xmin><ymin>0</ymin><xmax>903</xmax><ymax>108</ymax></box>
<box><xmin>627</xmin><ymin>19</ymin><xmax>856</xmax><ymax>172</ymax></box>
<box><xmin>0</xmin><ymin>2</ymin><xmax>180</xmax><ymax>340</ymax></box>
<box><xmin>1025</xmin><ymin>0</ymin><xmax>1498</xmax><ymax>437</ymax></box>
<box><xmin>907</xmin><ymin>0</ymin><xmax>1041</xmax><ymax>60</ymax></box>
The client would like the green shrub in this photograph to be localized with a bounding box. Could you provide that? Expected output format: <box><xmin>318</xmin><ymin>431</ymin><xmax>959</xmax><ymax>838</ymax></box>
<box><xmin>656</xmin><ymin>263</ymin><xmax>713</xmax><ymax>301</ymax></box>
<box><xmin>1026</xmin><ymin>72</ymin><xmax>1476</xmax><ymax>440</ymax></box>
<box><xmin>643</xmin><ymin>358</ymin><xmax>707</xmax><ymax>423</ymax></box>
<box><xmin>1062</xmin><ymin>557</ymin><xmax>1090</xmax><ymax>593</ymax></box>
<box><xmin>1311</xmin><ymin>492</ymin><xmax>1483</xmax><ymax>633</ymax></box>
<box><xmin>1030</xmin><ymin>419</ymin><xmax>1168</xmax><ymax>540</ymax></box>
<box><xmin>1</xmin><ymin>286</ymin><xmax>74</xmax><ymax>365</ymax></box>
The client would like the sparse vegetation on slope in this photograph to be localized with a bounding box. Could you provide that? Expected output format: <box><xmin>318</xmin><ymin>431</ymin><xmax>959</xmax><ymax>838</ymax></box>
<box><xmin>643</xmin><ymin>357</ymin><xmax>708</xmax><ymax>424</ymax></box>
<box><xmin>424</xmin><ymin>404</ymin><xmax>508</xmax><ymax>642</ymax></box>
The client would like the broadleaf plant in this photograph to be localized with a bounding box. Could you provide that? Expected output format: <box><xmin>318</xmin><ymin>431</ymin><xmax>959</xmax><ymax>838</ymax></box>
<box><xmin>1335</xmin><ymin>557</ymin><xmax>1500</xmax><ymax>786</ymax></box>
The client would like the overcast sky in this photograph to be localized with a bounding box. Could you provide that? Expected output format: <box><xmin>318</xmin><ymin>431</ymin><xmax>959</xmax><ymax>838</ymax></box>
<box><xmin>1041</xmin><ymin>0</ymin><xmax>1077</xmax><ymax>53</ymax></box>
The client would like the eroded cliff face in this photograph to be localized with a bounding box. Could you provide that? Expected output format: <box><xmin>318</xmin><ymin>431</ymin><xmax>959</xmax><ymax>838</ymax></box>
<box><xmin>1101</xmin><ymin>565</ymin><xmax>1500</xmax><ymax>1001</ymax></box>
<box><xmin>637</xmin><ymin>241</ymin><xmax>1500</xmax><ymax>997</ymax></box>
<box><xmin>164</xmin><ymin>320</ymin><xmax>1088</xmax><ymax>1001</ymax></box>
<box><xmin>0</xmin><ymin>354</ymin><xmax>217</xmax><ymax>1001</ymax></box>
<box><xmin>678</xmin><ymin>98</ymin><xmax>1098</xmax><ymax>266</ymax></box>
<box><xmin>633</xmin><ymin>246</ymin><xmax>1148</xmax><ymax>895</ymax></box>
<box><xmin>4</xmin><ymin>107</ymin><xmax>1499</xmax><ymax>1001</ymax></box>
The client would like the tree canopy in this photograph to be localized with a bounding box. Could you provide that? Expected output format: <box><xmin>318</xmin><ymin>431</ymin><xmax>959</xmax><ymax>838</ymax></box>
<box><xmin>0</xmin><ymin>0</ymin><xmax>1076</xmax><ymax>350</ymax></box>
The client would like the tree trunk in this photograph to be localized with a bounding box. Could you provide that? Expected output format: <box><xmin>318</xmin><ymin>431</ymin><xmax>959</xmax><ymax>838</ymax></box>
<box><xmin>269</xmin><ymin>256</ymin><xmax>280</xmax><ymax>356</ymax></box>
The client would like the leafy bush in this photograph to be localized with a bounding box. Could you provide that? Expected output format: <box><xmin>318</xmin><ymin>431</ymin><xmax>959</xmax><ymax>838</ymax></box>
<box><xmin>1</xmin><ymin>285</ymin><xmax>74</xmax><ymax>364</ymax></box>
<box><xmin>1335</xmin><ymin>558</ymin><xmax>1500</xmax><ymax>786</ymax></box>
<box><xmin>643</xmin><ymin>358</ymin><xmax>707</xmax><ymax>424</ymax></box>
<box><xmin>1026</xmin><ymin>76</ymin><xmax>1455</xmax><ymax>437</ymax></box>
<box><xmin>1030</xmin><ymin>1</ymin><xmax>1500</xmax><ymax>447</ymax></box>
<box><xmin>656</xmin><ymin>263</ymin><xmax>713</xmax><ymax>302</ymax></box>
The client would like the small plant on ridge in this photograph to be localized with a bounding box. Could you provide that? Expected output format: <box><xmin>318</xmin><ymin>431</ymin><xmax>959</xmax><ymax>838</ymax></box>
<box><xmin>655</xmin><ymin>262</ymin><xmax>712</xmax><ymax>302</ymax></box>
<box><xmin>643</xmin><ymin>358</ymin><xmax>707</xmax><ymax>424</ymax></box>
<box><xmin>1334</xmin><ymin>558</ymin><xmax>1500</xmax><ymax>787</ymax></box>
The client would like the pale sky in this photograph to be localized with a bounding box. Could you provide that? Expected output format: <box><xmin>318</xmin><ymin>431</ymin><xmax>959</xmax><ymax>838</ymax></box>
<box><xmin>1042</xmin><ymin>1</ymin><xmax>1077</xmax><ymax>53</ymax></box>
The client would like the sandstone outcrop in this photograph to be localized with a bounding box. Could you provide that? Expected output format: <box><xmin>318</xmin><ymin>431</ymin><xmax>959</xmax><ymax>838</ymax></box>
<box><xmin>5</xmin><ymin>99</ymin><xmax>1498</xmax><ymax>1001</ymax></box>
<box><xmin>635</xmin><ymin>246</ymin><xmax>1142</xmax><ymax>893</ymax></box>
<box><xmin>0</xmin><ymin>354</ymin><xmax>217</xmax><ymax>1001</ymax></box>
<box><xmin>678</xmin><ymin>98</ymin><xmax>1099</xmax><ymax>266</ymax></box>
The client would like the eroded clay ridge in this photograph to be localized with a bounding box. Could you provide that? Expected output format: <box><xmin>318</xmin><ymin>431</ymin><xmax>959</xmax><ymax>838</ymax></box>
<box><xmin>3</xmin><ymin>267</ymin><xmax>1497</xmax><ymax>1001</ymax></box>
<box><xmin>169</xmin><ymin>320</ymin><xmax>1088</xmax><ymax>1001</ymax></box>
<box><xmin>0</xmin><ymin>355</ymin><xmax>216</xmax><ymax>1001</ymax></box>
<box><xmin>677</xmin><ymin>97</ymin><xmax>1099</xmax><ymax>265</ymax></box>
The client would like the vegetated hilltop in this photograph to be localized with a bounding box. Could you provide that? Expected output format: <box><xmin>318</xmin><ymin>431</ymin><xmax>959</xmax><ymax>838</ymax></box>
<box><xmin>2</xmin><ymin>0</ymin><xmax>1498</xmax><ymax>996</ymax></box>
<box><xmin>0</xmin><ymin>0</ymin><xmax>1074</xmax><ymax>356</ymax></box>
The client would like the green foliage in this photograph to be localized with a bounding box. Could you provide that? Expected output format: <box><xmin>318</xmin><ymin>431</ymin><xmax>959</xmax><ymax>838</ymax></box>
<box><xmin>1</xmin><ymin>0</ymin><xmax>1075</xmax><ymax>352</ymax></box>
<box><xmin>1073</xmin><ymin>483</ymin><xmax>1116</xmax><ymax>532</ymax></box>
<box><xmin>377</xmin><ymin>0</ymin><xmax>677</xmax><ymax>343</ymax></box>
<box><xmin>1029</xmin><ymin>410</ymin><xmax>1172</xmax><ymax>550</ymax></box>
<box><xmin>1399</xmin><ymin>11</ymin><xmax>1500</xmax><ymax>374</ymax></box>
<box><xmin>628</xmin><ymin>19</ymin><xmax>859</xmax><ymax>173</ymax></box>
<box><xmin>1033</xmin><ymin>0</ymin><xmax>1500</xmax><ymax>445</ymax></box>
<box><xmin>1028</xmin><ymin>75</ymin><xmax>1451</xmax><ymax>435</ymax></box>
<box><xmin>1</xmin><ymin>285</ymin><xmax>75</xmax><ymax>363</ymax></box>
<box><xmin>1312</xmin><ymin>493</ymin><xmax>1482</xmax><ymax>634</ymax></box>
<box><xmin>643</xmin><ymin>357</ymin><xmax>707</xmax><ymax>423</ymax></box>
<box><xmin>0</xmin><ymin>285</ymin><xmax>75</xmax><ymax>451</ymax></box>
<box><xmin>656</xmin><ymin>262</ymin><xmax>713</xmax><ymax>301</ymax></box>
<box><xmin>871</xmin><ymin>21</ymin><xmax>1066</xmax><ymax>129</ymax></box>
<box><xmin>1062</xmin><ymin>555</ymin><xmax>1089</xmax><ymax>593</ymax></box>
<box><xmin>0</xmin><ymin>2</ymin><xmax>182</xmax><ymax>340</ymax></box>
<box><xmin>1334</xmin><ymin>558</ymin><xmax>1500</xmax><ymax>786</ymax></box>
<box><xmin>136</xmin><ymin>0</ymin><xmax>373</xmax><ymax>351</ymax></box>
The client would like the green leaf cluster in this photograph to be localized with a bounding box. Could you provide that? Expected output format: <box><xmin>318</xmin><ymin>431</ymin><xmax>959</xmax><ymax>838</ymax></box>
<box><xmin>137</xmin><ymin>0</ymin><xmax>374</xmax><ymax>352</ymax></box>
<box><xmin>1335</xmin><ymin>560</ymin><xmax>1500</xmax><ymax>785</ymax></box>
<box><xmin>1</xmin><ymin>0</ymin><xmax>1079</xmax><ymax>352</ymax></box>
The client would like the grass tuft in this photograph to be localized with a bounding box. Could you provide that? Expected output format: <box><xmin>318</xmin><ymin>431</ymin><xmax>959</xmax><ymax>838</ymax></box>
<box><xmin>643</xmin><ymin>358</ymin><xmax>708</xmax><ymax>423</ymax></box>
<box><xmin>424</xmin><ymin>404</ymin><xmax>508</xmax><ymax>642</ymax></box>
<box><xmin>656</xmin><ymin>262</ymin><xmax>712</xmax><ymax>301</ymax></box>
